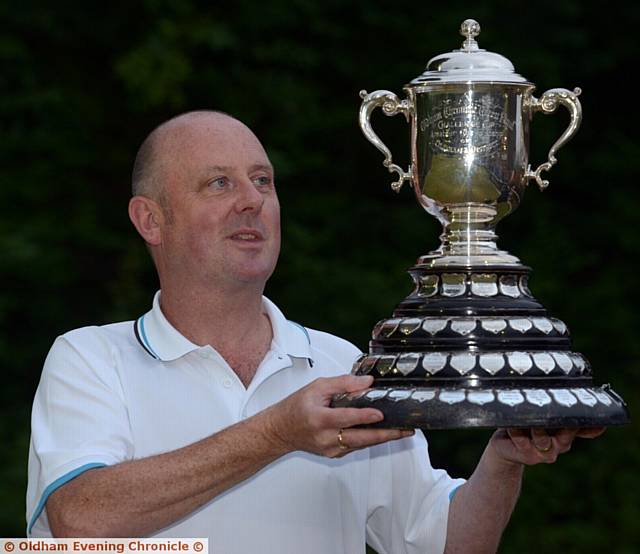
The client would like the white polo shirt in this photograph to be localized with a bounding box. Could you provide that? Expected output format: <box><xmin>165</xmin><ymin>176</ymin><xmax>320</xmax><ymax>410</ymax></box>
<box><xmin>27</xmin><ymin>292</ymin><xmax>463</xmax><ymax>553</ymax></box>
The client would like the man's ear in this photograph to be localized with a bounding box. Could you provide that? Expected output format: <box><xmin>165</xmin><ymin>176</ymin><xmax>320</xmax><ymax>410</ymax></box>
<box><xmin>128</xmin><ymin>196</ymin><xmax>164</xmax><ymax>246</ymax></box>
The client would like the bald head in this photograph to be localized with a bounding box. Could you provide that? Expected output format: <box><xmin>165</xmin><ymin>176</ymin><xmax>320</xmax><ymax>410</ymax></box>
<box><xmin>127</xmin><ymin>108</ymin><xmax>280</xmax><ymax>293</ymax></box>
<box><xmin>131</xmin><ymin>110</ymin><xmax>250</xmax><ymax>200</ymax></box>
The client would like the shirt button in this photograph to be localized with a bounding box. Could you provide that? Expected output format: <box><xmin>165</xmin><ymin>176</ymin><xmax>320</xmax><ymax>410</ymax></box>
<box><xmin>199</xmin><ymin>350</ymin><xmax>210</xmax><ymax>359</ymax></box>
<box><xmin>222</xmin><ymin>378</ymin><xmax>233</xmax><ymax>388</ymax></box>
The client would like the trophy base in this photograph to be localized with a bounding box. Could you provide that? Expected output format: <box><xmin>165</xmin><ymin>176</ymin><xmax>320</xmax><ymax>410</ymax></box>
<box><xmin>332</xmin><ymin>384</ymin><xmax>630</xmax><ymax>429</ymax></box>
<box><xmin>332</xmin><ymin>261</ymin><xmax>630</xmax><ymax>430</ymax></box>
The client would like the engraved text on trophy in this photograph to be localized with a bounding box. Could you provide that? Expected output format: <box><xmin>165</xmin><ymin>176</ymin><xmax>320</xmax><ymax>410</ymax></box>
<box><xmin>420</xmin><ymin>92</ymin><xmax>514</xmax><ymax>157</ymax></box>
<box><xmin>413</xmin><ymin>89</ymin><xmax>527</xmax><ymax>218</ymax></box>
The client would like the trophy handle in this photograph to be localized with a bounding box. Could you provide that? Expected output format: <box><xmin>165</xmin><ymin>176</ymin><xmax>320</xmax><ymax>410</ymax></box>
<box><xmin>359</xmin><ymin>89</ymin><xmax>414</xmax><ymax>192</ymax></box>
<box><xmin>526</xmin><ymin>87</ymin><xmax>582</xmax><ymax>191</ymax></box>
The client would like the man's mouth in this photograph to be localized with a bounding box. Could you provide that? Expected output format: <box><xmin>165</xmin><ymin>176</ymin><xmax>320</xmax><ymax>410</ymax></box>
<box><xmin>229</xmin><ymin>230</ymin><xmax>264</xmax><ymax>241</ymax></box>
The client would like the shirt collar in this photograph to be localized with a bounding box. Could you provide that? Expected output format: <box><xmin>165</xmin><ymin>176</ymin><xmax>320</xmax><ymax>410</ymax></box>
<box><xmin>134</xmin><ymin>291</ymin><xmax>313</xmax><ymax>364</ymax></box>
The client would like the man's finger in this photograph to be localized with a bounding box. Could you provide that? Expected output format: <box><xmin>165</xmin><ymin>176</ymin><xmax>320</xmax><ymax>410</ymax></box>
<box><xmin>530</xmin><ymin>428</ymin><xmax>553</xmax><ymax>452</ymax></box>
<box><xmin>506</xmin><ymin>428</ymin><xmax>532</xmax><ymax>450</ymax></box>
<box><xmin>553</xmin><ymin>428</ymin><xmax>578</xmax><ymax>452</ymax></box>
<box><xmin>324</xmin><ymin>406</ymin><xmax>384</xmax><ymax>428</ymax></box>
<box><xmin>576</xmin><ymin>426</ymin><xmax>606</xmax><ymax>439</ymax></box>
<box><xmin>336</xmin><ymin>427</ymin><xmax>414</xmax><ymax>452</ymax></box>
<box><xmin>316</xmin><ymin>374</ymin><xmax>374</xmax><ymax>395</ymax></box>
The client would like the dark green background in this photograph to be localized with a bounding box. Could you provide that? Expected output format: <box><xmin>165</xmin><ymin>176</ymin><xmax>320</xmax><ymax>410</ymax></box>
<box><xmin>1</xmin><ymin>1</ymin><xmax>638</xmax><ymax>551</ymax></box>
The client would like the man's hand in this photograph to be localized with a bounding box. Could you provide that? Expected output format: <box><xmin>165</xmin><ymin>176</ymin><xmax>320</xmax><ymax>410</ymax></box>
<box><xmin>489</xmin><ymin>427</ymin><xmax>606</xmax><ymax>466</ymax></box>
<box><xmin>264</xmin><ymin>375</ymin><xmax>413</xmax><ymax>458</ymax></box>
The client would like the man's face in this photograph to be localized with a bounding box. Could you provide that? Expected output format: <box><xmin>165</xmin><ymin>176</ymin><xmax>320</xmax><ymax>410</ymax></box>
<box><xmin>155</xmin><ymin>115</ymin><xmax>281</xmax><ymax>291</ymax></box>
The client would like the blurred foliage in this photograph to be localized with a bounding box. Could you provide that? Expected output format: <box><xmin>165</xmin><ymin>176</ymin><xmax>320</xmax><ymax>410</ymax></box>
<box><xmin>1</xmin><ymin>0</ymin><xmax>639</xmax><ymax>551</ymax></box>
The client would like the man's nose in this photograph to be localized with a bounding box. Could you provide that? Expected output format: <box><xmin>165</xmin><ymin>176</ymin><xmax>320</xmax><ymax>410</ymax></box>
<box><xmin>234</xmin><ymin>179</ymin><xmax>264</xmax><ymax>212</ymax></box>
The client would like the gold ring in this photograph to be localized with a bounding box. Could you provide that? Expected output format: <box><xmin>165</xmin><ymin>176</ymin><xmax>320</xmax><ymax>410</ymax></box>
<box><xmin>337</xmin><ymin>429</ymin><xmax>349</xmax><ymax>450</ymax></box>
<box><xmin>534</xmin><ymin>441</ymin><xmax>553</xmax><ymax>453</ymax></box>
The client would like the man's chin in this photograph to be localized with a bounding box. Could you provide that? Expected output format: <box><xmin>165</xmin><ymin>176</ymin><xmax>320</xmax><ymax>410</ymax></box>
<box><xmin>225</xmin><ymin>263</ymin><xmax>277</xmax><ymax>287</ymax></box>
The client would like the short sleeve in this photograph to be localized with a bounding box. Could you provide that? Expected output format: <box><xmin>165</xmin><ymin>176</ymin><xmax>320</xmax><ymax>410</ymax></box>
<box><xmin>26</xmin><ymin>331</ymin><xmax>134</xmax><ymax>536</ymax></box>
<box><xmin>366</xmin><ymin>431</ymin><xmax>466</xmax><ymax>554</ymax></box>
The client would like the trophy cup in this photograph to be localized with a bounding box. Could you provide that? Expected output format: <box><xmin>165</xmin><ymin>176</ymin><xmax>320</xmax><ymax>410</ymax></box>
<box><xmin>333</xmin><ymin>19</ymin><xmax>629</xmax><ymax>428</ymax></box>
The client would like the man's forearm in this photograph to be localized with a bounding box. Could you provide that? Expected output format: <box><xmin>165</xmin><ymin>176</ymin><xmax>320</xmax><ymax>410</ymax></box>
<box><xmin>444</xmin><ymin>443</ymin><xmax>524</xmax><ymax>554</ymax></box>
<box><xmin>45</xmin><ymin>374</ymin><xmax>407</xmax><ymax>538</ymax></box>
<box><xmin>47</xmin><ymin>407</ymin><xmax>289</xmax><ymax>537</ymax></box>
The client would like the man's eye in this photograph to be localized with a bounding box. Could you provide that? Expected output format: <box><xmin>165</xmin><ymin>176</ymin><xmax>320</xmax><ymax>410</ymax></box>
<box><xmin>209</xmin><ymin>177</ymin><xmax>228</xmax><ymax>190</ymax></box>
<box><xmin>253</xmin><ymin>175</ymin><xmax>272</xmax><ymax>188</ymax></box>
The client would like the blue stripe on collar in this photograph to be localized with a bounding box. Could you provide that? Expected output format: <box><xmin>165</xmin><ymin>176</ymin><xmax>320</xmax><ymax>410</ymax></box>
<box><xmin>288</xmin><ymin>320</ymin><xmax>314</xmax><ymax>367</ymax></box>
<box><xmin>288</xmin><ymin>320</ymin><xmax>311</xmax><ymax>344</ymax></box>
<box><xmin>134</xmin><ymin>316</ymin><xmax>160</xmax><ymax>359</ymax></box>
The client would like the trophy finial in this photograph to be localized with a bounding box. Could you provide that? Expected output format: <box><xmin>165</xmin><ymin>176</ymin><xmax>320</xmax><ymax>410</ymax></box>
<box><xmin>460</xmin><ymin>19</ymin><xmax>481</xmax><ymax>51</ymax></box>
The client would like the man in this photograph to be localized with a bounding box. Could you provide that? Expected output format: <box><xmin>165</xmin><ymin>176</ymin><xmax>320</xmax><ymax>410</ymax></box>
<box><xmin>27</xmin><ymin>111</ymin><xmax>602</xmax><ymax>553</ymax></box>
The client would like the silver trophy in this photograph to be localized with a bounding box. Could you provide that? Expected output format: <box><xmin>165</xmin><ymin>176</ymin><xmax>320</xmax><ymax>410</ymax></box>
<box><xmin>332</xmin><ymin>19</ymin><xmax>629</xmax><ymax>428</ymax></box>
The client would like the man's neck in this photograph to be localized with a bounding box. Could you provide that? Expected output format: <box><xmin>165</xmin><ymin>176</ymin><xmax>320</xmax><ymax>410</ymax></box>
<box><xmin>160</xmin><ymin>282</ymin><xmax>266</xmax><ymax>346</ymax></box>
<box><xmin>158</xmin><ymin>283</ymin><xmax>273</xmax><ymax>386</ymax></box>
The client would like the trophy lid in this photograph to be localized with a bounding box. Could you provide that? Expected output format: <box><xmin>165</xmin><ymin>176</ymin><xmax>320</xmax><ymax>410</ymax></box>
<box><xmin>410</xmin><ymin>19</ymin><xmax>531</xmax><ymax>85</ymax></box>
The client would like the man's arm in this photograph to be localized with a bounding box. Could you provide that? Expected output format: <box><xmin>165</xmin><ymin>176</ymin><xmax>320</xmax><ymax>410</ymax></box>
<box><xmin>443</xmin><ymin>427</ymin><xmax>605</xmax><ymax>554</ymax></box>
<box><xmin>46</xmin><ymin>375</ymin><xmax>412</xmax><ymax>537</ymax></box>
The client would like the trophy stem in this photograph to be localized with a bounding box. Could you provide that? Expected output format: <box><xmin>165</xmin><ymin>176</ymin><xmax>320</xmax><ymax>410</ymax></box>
<box><xmin>419</xmin><ymin>204</ymin><xmax>521</xmax><ymax>267</ymax></box>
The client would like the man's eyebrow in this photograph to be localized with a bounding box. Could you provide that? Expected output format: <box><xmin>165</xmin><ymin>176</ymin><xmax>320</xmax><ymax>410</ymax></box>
<box><xmin>249</xmin><ymin>164</ymin><xmax>274</xmax><ymax>173</ymax></box>
<box><xmin>204</xmin><ymin>164</ymin><xmax>274</xmax><ymax>172</ymax></box>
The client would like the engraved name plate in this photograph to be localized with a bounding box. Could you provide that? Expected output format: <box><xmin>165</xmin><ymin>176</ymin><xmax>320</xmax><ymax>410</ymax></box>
<box><xmin>499</xmin><ymin>275</ymin><xmax>520</xmax><ymax>298</ymax></box>
<box><xmin>470</xmin><ymin>274</ymin><xmax>499</xmax><ymax>297</ymax></box>
<box><xmin>388</xmin><ymin>389</ymin><xmax>413</xmax><ymax>401</ymax></box>
<box><xmin>481</xmin><ymin>318</ymin><xmax>507</xmax><ymax>334</ymax></box>
<box><xmin>552</xmin><ymin>353</ymin><xmax>573</xmax><ymax>373</ymax></box>
<box><xmin>508</xmin><ymin>352</ymin><xmax>533</xmax><ymax>374</ymax></box>
<box><xmin>423</xmin><ymin>318</ymin><xmax>449</xmax><ymax>335</ymax></box>
<box><xmin>412</xmin><ymin>390</ymin><xmax>437</xmax><ymax>402</ymax></box>
<box><xmin>479</xmin><ymin>353</ymin><xmax>505</xmax><ymax>374</ymax></box>
<box><xmin>422</xmin><ymin>352</ymin><xmax>448</xmax><ymax>373</ymax></box>
<box><xmin>524</xmin><ymin>389</ymin><xmax>552</xmax><ymax>407</ymax></box>
<box><xmin>439</xmin><ymin>390</ymin><xmax>466</xmax><ymax>404</ymax></box>
<box><xmin>532</xmin><ymin>353</ymin><xmax>555</xmax><ymax>374</ymax></box>
<box><xmin>572</xmin><ymin>388</ymin><xmax>597</xmax><ymax>407</ymax></box>
<box><xmin>468</xmin><ymin>390</ymin><xmax>495</xmax><ymax>405</ymax></box>
<box><xmin>532</xmin><ymin>318</ymin><xmax>554</xmax><ymax>334</ymax></box>
<box><xmin>451</xmin><ymin>319</ymin><xmax>477</xmax><ymax>335</ymax></box>
<box><xmin>550</xmin><ymin>389</ymin><xmax>577</xmax><ymax>407</ymax></box>
<box><xmin>450</xmin><ymin>353</ymin><xmax>476</xmax><ymax>374</ymax></box>
<box><xmin>497</xmin><ymin>390</ymin><xmax>525</xmax><ymax>406</ymax></box>
<box><xmin>396</xmin><ymin>354</ymin><xmax>421</xmax><ymax>375</ymax></box>
<box><xmin>419</xmin><ymin>274</ymin><xmax>439</xmax><ymax>297</ymax></box>
<box><xmin>593</xmin><ymin>391</ymin><xmax>613</xmax><ymax>406</ymax></box>
<box><xmin>509</xmin><ymin>318</ymin><xmax>533</xmax><ymax>333</ymax></box>
<box><xmin>441</xmin><ymin>273</ymin><xmax>466</xmax><ymax>297</ymax></box>
<box><xmin>399</xmin><ymin>318</ymin><xmax>422</xmax><ymax>335</ymax></box>
<box><xmin>365</xmin><ymin>389</ymin><xmax>388</xmax><ymax>401</ymax></box>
